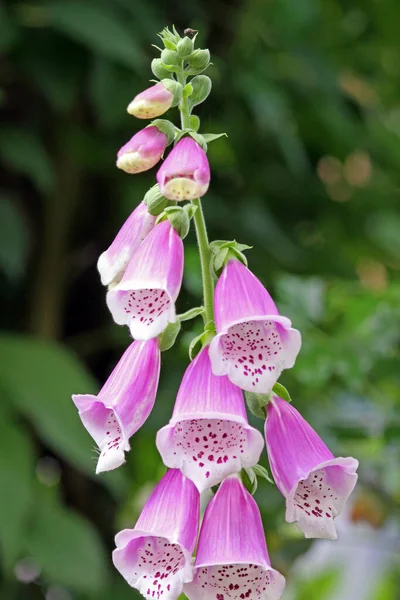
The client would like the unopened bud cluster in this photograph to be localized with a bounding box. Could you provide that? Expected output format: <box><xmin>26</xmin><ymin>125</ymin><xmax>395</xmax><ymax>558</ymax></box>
<box><xmin>71</xmin><ymin>26</ymin><xmax>359</xmax><ymax>600</ymax></box>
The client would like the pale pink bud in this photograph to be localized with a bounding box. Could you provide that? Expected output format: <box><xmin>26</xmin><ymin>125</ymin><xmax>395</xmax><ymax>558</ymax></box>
<box><xmin>117</xmin><ymin>126</ymin><xmax>167</xmax><ymax>174</ymax></box>
<box><xmin>127</xmin><ymin>82</ymin><xmax>174</xmax><ymax>119</ymax></box>
<box><xmin>157</xmin><ymin>137</ymin><xmax>210</xmax><ymax>201</ymax></box>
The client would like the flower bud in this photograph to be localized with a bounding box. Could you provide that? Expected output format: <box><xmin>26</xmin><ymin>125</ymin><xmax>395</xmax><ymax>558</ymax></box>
<box><xmin>160</xmin><ymin>48</ymin><xmax>180</xmax><ymax>67</ymax></box>
<box><xmin>188</xmin><ymin>75</ymin><xmax>212</xmax><ymax>108</ymax></box>
<box><xmin>177</xmin><ymin>36</ymin><xmax>194</xmax><ymax>57</ymax></box>
<box><xmin>186</xmin><ymin>48</ymin><xmax>210</xmax><ymax>73</ymax></box>
<box><xmin>143</xmin><ymin>184</ymin><xmax>169</xmax><ymax>216</ymax></box>
<box><xmin>127</xmin><ymin>82</ymin><xmax>174</xmax><ymax>119</ymax></box>
<box><xmin>116</xmin><ymin>126</ymin><xmax>167</xmax><ymax>174</ymax></box>
<box><xmin>151</xmin><ymin>58</ymin><xmax>172</xmax><ymax>80</ymax></box>
<box><xmin>157</xmin><ymin>137</ymin><xmax>210</xmax><ymax>201</ymax></box>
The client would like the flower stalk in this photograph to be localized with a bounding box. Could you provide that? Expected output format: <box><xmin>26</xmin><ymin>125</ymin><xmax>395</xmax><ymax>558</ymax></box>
<box><xmin>177</xmin><ymin>67</ymin><xmax>215</xmax><ymax>327</ymax></box>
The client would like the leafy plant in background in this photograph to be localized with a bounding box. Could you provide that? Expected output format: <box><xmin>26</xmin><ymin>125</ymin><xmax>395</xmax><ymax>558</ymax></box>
<box><xmin>1</xmin><ymin>1</ymin><xmax>400</xmax><ymax>600</ymax></box>
<box><xmin>70</xmin><ymin>27</ymin><xmax>359</xmax><ymax>599</ymax></box>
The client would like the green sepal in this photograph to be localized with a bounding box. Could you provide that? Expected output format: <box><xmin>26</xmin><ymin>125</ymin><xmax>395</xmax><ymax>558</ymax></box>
<box><xmin>151</xmin><ymin>58</ymin><xmax>173</xmax><ymax>80</ymax></box>
<box><xmin>202</xmin><ymin>133</ymin><xmax>227</xmax><ymax>143</ymax></box>
<box><xmin>252</xmin><ymin>464</ymin><xmax>275</xmax><ymax>485</ymax></box>
<box><xmin>156</xmin><ymin>204</ymin><xmax>197</xmax><ymax>240</ymax></box>
<box><xmin>188</xmin><ymin>131</ymin><xmax>207</xmax><ymax>152</ymax></box>
<box><xmin>162</xmin><ymin>38</ymin><xmax>176</xmax><ymax>51</ymax></box>
<box><xmin>178</xmin><ymin>306</ymin><xmax>205</xmax><ymax>322</ymax></box>
<box><xmin>151</xmin><ymin>119</ymin><xmax>177</xmax><ymax>145</ymax></box>
<box><xmin>185</xmin><ymin>49</ymin><xmax>211</xmax><ymax>75</ymax></box>
<box><xmin>188</xmin><ymin>75</ymin><xmax>212</xmax><ymax>109</ymax></box>
<box><xmin>161</xmin><ymin>80</ymin><xmax>183</xmax><ymax>107</ymax></box>
<box><xmin>241</xmin><ymin>468</ymin><xmax>258</xmax><ymax>495</ymax></box>
<box><xmin>143</xmin><ymin>184</ymin><xmax>170</xmax><ymax>216</ymax></box>
<box><xmin>244</xmin><ymin>391</ymin><xmax>269</xmax><ymax>419</ymax></box>
<box><xmin>160</xmin><ymin>49</ymin><xmax>180</xmax><ymax>67</ymax></box>
<box><xmin>159</xmin><ymin>320</ymin><xmax>181</xmax><ymax>352</ymax></box>
<box><xmin>210</xmin><ymin>240</ymin><xmax>252</xmax><ymax>277</ymax></box>
<box><xmin>177</xmin><ymin>37</ymin><xmax>194</xmax><ymax>58</ymax></box>
<box><xmin>271</xmin><ymin>382</ymin><xmax>292</xmax><ymax>403</ymax></box>
<box><xmin>158</xmin><ymin>26</ymin><xmax>180</xmax><ymax>47</ymax></box>
<box><xmin>188</xmin><ymin>320</ymin><xmax>216</xmax><ymax>360</ymax></box>
<box><xmin>190</xmin><ymin>115</ymin><xmax>200</xmax><ymax>132</ymax></box>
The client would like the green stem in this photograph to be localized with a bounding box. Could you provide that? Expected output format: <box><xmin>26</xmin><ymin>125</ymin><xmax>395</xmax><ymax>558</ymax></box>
<box><xmin>177</xmin><ymin>65</ymin><xmax>214</xmax><ymax>326</ymax></box>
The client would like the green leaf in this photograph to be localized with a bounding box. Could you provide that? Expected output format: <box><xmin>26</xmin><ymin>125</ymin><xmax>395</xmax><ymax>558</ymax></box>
<box><xmin>271</xmin><ymin>382</ymin><xmax>292</xmax><ymax>403</ymax></box>
<box><xmin>178</xmin><ymin>306</ymin><xmax>205</xmax><ymax>322</ymax></box>
<box><xmin>159</xmin><ymin>321</ymin><xmax>181</xmax><ymax>352</ymax></box>
<box><xmin>252</xmin><ymin>464</ymin><xmax>274</xmax><ymax>485</ymax></box>
<box><xmin>0</xmin><ymin>405</ymin><xmax>35</xmax><ymax>571</ymax></box>
<box><xmin>242</xmin><ymin>468</ymin><xmax>258</xmax><ymax>495</ymax></box>
<box><xmin>202</xmin><ymin>133</ymin><xmax>228</xmax><ymax>143</ymax></box>
<box><xmin>0</xmin><ymin>128</ymin><xmax>54</xmax><ymax>194</ymax></box>
<box><xmin>0</xmin><ymin>195</ymin><xmax>30</xmax><ymax>281</ymax></box>
<box><xmin>0</xmin><ymin>335</ymin><xmax>126</xmax><ymax>495</ymax></box>
<box><xmin>244</xmin><ymin>391</ymin><xmax>268</xmax><ymax>419</ymax></box>
<box><xmin>26</xmin><ymin>489</ymin><xmax>108</xmax><ymax>592</ymax></box>
<box><xmin>45</xmin><ymin>0</ymin><xmax>145</xmax><ymax>70</ymax></box>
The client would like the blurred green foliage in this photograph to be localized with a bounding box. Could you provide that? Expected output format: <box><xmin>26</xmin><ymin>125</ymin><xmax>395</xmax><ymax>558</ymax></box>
<box><xmin>0</xmin><ymin>0</ymin><xmax>399</xmax><ymax>599</ymax></box>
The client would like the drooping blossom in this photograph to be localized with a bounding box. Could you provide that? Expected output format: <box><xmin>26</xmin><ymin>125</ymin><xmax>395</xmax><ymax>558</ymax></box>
<box><xmin>157</xmin><ymin>347</ymin><xmax>264</xmax><ymax>492</ymax></box>
<box><xmin>113</xmin><ymin>469</ymin><xmax>199</xmax><ymax>599</ymax></box>
<box><xmin>97</xmin><ymin>202</ymin><xmax>156</xmax><ymax>287</ymax></box>
<box><xmin>106</xmin><ymin>220</ymin><xmax>184</xmax><ymax>340</ymax></box>
<box><xmin>209</xmin><ymin>259</ymin><xmax>301</xmax><ymax>393</ymax></box>
<box><xmin>184</xmin><ymin>476</ymin><xmax>285</xmax><ymax>600</ymax></box>
<box><xmin>265</xmin><ymin>395</ymin><xmax>358</xmax><ymax>539</ymax></box>
<box><xmin>117</xmin><ymin>126</ymin><xmax>167</xmax><ymax>174</ymax></box>
<box><xmin>128</xmin><ymin>82</ymin><xmax>174</xmax><ymax>119</ymax></box>
<box><xmin>72</xmin><ymin>339</ymin><xmax>160</xmax><ymax>473</ymax></box>
<box><xmin>157</xmin><ymin>137</ymin><xmax>210</xmax><ymax>201</ymax></box>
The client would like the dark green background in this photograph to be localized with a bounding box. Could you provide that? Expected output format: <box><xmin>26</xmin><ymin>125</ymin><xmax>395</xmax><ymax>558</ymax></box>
<box><xmin>0</xmin><ymin>0</ymin><xmax>399</xmax><ymax>599</ymax></box>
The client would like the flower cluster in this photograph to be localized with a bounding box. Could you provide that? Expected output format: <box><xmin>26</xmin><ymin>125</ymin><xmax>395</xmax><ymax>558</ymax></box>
<box><xmin>72</xmin><ymin>26</ymin><xmax>358</xmax><ymax>600</ymax></box>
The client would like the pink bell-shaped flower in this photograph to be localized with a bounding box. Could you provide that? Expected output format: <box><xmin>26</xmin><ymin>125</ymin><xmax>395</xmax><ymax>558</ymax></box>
<box><xmin>209</xmin><ymin>259</ymin><xmax>301</xmax><ymax>393</ymax></box>
<box><xmin>157</xmin><ymin>347</ymin><xmax>264</xmax><ymax>492</ymax></box>
<box><xmin>106</xmin><ymin>220</ymin><xmax>184</xmax><ymax>340</ymax></box>
<box><xmin>97</xmin><ymin>202</ymin><xmax>156</xmax><ymax>287</ymax></box>
<box><xmin>113</xmin><ymin>469</ymin><xmax>199</xmax><ymax>600</ymax></box>
<box><xmin>184</xmin><ymin>476</ymin><xmax>285</xmax><ymax>600</ymax></box>
<box><xmin>127</xmin><ymin>82</ymin><xmax>174</xmax><ymax>119</ymax></box>
<box><xmin>117</xmin><ymin>126</ymin><xmax>168</xmax><ymax>174</ymax></box>
<box><xmin>72</xmin><ymin>339</ymin><xmax>160</xmax><ymax>473</ymax></box>
<box><xmin>265</xmin><ymin>395</ymin><xmax>359</xmax><ymax>539</ymax></box>
<box><xmin>157</xmin><ymin>137</ymin><xmax>210</xmax><ymax>201</ymax></box>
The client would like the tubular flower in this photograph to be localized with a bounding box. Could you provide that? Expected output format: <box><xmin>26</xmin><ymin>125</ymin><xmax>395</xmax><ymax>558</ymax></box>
<box><xmin>157</xmin><ymin>347</ymin><xmax>264</xmax><ymax>492</ymax></box>
<box><xmin>128</xmin><ymin>82</ymin><xmax>174</xmax><ymax>119</ymax></box>
<box><xmin>117</xmin><ymin>126</ymin><xmax>168</xmax><ymax>174</ymax></box>
<box><xmin>97</xmin><ymin>202</ymin><xmax>156</xmax><ymax>287</ymax></box>
<box><xmin>106</xmin><ymin>220</ymin><xmax>184</xmax><ymax>340</ymax></box>
<box><xmin>156</xmin><ymin>137</ymin><xmax>210</xmax><ymax>201</ymax></box>
<box><xmin>72</xmin><ymin>339</ymin><xmax>160</xmax><ymax>474</ymax></box>
<box><xmin>209</xmin><ymin>259</ymin><xmax>301</xmax><ymax>393</ymax></box>
<box><xmin>265</xmin><ymin>395</ymin><xmax>359</xmax><ymax>540</ymax></box>
<box><xmin>113</xmin><ymin>469</ymin><xmax>199</xmax><ymax>600</ymax></box>
<box><xmin>184</xmin><ymin>476</ymin><xmax>285</xmax><ymax>600</ymax></box>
